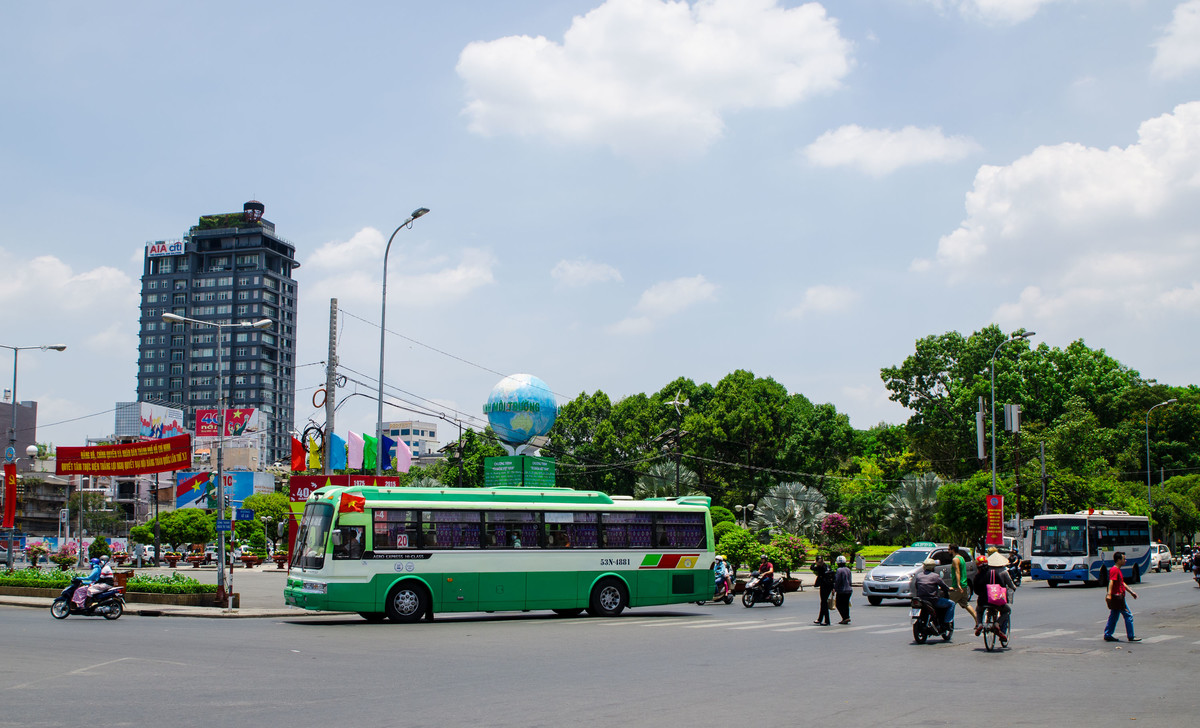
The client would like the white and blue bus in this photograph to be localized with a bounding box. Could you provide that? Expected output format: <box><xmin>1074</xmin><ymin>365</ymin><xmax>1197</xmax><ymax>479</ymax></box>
<box><xmin>1029</xmin><ymin>510</ymin><xmax>1151</xmax><ymax>586</ymax></box>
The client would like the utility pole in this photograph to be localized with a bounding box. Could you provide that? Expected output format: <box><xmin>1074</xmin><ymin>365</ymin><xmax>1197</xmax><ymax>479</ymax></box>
<box><xmin>323</xmin><ymin>298</ymin><xmax>338</xmax><ymax>475</ymax></box>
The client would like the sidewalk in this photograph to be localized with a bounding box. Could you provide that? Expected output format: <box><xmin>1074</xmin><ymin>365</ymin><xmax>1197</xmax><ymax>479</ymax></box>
<box><xmin>0</xmin><ymin>563</ymin><xmax>314</xmax><ymax>619</ymax></box>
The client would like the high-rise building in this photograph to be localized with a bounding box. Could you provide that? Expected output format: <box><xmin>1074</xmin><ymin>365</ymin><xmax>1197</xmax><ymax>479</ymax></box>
<box><xmin>136</xmin><ymin>201</ymin><xmax>298</xmax><ymax>466</ymax></box>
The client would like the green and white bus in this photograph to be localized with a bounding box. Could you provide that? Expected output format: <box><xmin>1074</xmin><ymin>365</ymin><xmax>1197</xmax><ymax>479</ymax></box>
<box><xmin>284</xmin><ymin>485</ymin><xmax>715</xmax><ymax>622</ymax></box>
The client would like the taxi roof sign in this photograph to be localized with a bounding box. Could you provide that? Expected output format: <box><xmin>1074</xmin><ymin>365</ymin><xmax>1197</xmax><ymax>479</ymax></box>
<box><xmin>910</xmin><ymin>541</ymin><xmax>937</xmax><ymax>548</ymax></box>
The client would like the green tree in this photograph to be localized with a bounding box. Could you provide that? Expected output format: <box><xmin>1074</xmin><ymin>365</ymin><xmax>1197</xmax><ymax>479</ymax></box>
<box><xmin>934</xmin><ymin>476</ymin><xmax>991</xmax><ymax>546</ymax></box>
<box><xmin>243</xmin><ymin>492</ymin><xmax>290</xmax><ymax>550</ymax></box>
<box><xmin>883</xmin><ymin>472</ymin><xmax>943</xmax><ymax>544</ymax></box>
<box><xmin>634</xmin><ymin>462</ymin><xmax>699</xmax><ymax>499</ymax></box>
<box><xmin>750</xmin><ymin>482</ymin><xmax>826</xmax><ymax>538</ymax></box>
<box><xmin>715</xmin><ymin>527</ymin><xmax>761</xmax><ymax>577</ymax></box>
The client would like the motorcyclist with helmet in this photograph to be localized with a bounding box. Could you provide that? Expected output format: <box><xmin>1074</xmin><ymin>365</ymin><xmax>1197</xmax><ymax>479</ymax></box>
<box><xmin>752</xmin><ymin>554</ymin><xmax>775</xmax><ymax>591</ymax></box>
<box><xmin>913</xmin><ymin>558</ymin><xmax>955</xmax><ymax>627</ymax></box>
<box><xmin>713</xmin><ymin>555</ymin><xmax>731</xmax><ymax>596</ymax></box>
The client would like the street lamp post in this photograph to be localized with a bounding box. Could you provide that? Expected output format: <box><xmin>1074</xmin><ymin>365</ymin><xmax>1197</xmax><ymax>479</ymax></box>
<box><xmin>1145</xmin><ymin>398</ymin><xmax>1177</xmax><ymax>511</ymax></box>
<box><xmin>375</xmin><ymin>207</ymin><xmax>429</xmax><ymax>476</ymax></box>
<box><xmin>735</xmin><ymin>503</ymin><xmax>755</xmax><ymax>528</ymax></box>
<box><xmin>163</xmin><ymin>313</ymin><xmax>271</xmax><ymax>604</ymax></box>
<box><xmin>990</xmin><ymin>331</ymin><xmax>1035</xmax><ymax>496</ymax></box>
<box><xmin>2</xmin><ymin>343</ymin><xmax>66</xmax><ymax>569</ymax></box>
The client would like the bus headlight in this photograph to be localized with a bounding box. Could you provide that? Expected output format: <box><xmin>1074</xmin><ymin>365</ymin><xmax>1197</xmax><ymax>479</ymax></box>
<box><xmin>301</xmin><ymin>580</ymin><xmax>327</xmax><ymax>594</ymax></box>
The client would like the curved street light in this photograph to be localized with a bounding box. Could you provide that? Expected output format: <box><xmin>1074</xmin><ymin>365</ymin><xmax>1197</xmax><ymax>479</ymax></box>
<box><xmin>990</xmin><ymin>331</ymin><xmax>1035</xmax><ymax>496</ymax></box>
<box><xmin>1145</xmin><ymin>398</ymin><xmax>1177</xmax><ymax>511</ymax></box>
<box><xmin>376</xmin><ymin>207</ymin><xmax>430</xmax><ymax>476</ymax></box>
<box><xmin>2</xmin><ymin>343</ymin><xmax>67</xmax><ymax>569</ymax></box>
<box><xmin>162</xmin><ymin>313</ymin><xmax>273</xmax><ymax>602</ymax></box>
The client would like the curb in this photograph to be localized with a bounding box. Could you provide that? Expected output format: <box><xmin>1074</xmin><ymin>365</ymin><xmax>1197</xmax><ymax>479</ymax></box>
<box><xmin>0</xmin><ymin>596</ymin><xmax>315</xmax><ymax>619</ymax></box>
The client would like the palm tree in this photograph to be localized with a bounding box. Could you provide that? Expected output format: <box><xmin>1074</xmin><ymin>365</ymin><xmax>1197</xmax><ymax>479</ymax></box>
<box><xmin>884</xmin><ymin>472</ymin><xmax>943</xmax><ymax>543</ymax></box>
<box><xmin>635</xmin><ymin>461</ymin><xmax>700</xmax><ymax>499</ymax></box>
<box><xmin>750</xmin><ymin>482</ymin><xmax>827</xmax><ymax>537</ymax></box>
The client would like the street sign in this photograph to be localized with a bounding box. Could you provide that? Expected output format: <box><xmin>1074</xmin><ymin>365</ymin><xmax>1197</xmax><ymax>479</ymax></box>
<box><xmin>215</xmin><ymin>519</ymin><xmax>232</xmax><ymax>532</ymax></box>
<box><xmin>236</xmin><ymin>508</ymin><xmax>254</xmax><ymax>520</ymax></box>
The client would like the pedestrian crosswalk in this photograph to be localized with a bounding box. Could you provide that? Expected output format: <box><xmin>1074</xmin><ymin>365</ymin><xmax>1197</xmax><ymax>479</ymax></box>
<box><xmin>598</xmin><ymin>615</ymin><xmax>1190</xmax><ymax>646</ymax></box>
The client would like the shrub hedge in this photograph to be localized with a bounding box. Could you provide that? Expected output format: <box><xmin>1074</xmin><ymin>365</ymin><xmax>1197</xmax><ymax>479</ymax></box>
<box><xmin>0</xmin><ymin>568</ymin><xmax>216</xmax><ymax>594</ymax></box>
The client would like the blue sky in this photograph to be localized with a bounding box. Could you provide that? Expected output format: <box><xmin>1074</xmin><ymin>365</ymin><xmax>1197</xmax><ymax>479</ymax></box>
<box><xmin>1</xmin><ymin>0</ymin><xmax>1197</xmax><ymax>451</ymax></box>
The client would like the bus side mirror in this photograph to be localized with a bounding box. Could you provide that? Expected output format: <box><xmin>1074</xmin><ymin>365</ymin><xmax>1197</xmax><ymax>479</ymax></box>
<box><xmin>330</xmin><ymin>531</ymin><xmax>344</xmax><ymax>547</ymax></box>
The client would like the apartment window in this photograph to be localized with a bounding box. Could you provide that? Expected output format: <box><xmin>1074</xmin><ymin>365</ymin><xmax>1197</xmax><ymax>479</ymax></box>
<box><xmin>174</xmin><ymin>280</ymin><xmax>187</xmax><ymax>290</ymax></box>
<box><xmin>216</xmin><ymin>305</ymin><xmax>232</xmax><ymax>315</ymax></box>
<box><xmin>237</xmin><ymin>305</ymin><xmax>250</xmax><ymax>316</ymax></box>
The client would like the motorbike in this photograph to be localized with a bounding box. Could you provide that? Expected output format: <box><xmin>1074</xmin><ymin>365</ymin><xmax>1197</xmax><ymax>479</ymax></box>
<box><xmin>697</xmin><ymin>572</ymin><xmax>735</xmax><ymax>605</ymax></box>
<box><xmin>1007</xmin><ymin>561</ymin><xmax>1023</xmax><ymax>587</ymax></box>
<box><xmin>741</xmin><ymin>571</ymin><xmax>784</xmax><ymax>608</ymax></box>
<box><xmin>910</xmin><ymin>597</ymin><xmax>954</xmax><ymax>644</ymax></box>
<box><xmin>50</xmin><ymin>577</ymin><xmax>125</xmax><ymax>620</ymax></box>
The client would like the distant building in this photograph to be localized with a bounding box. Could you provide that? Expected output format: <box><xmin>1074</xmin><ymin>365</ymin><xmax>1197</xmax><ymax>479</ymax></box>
<box><xmin>0</xmin><ymin>397</ymin><xmax>38</xmax><ymax>463</ymax></box>
<box><xmin>135</xmin><ymin>201</ymin><xmax>298</xmax><ymax>467</ymax></box>
<box><xmin>380</xmin><ymin>420</ymin><xmax>441</xmax><ymax>458</ymax></box>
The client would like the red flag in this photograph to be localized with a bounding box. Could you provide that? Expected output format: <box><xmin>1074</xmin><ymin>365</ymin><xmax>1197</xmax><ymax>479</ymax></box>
<box><xmin>2</xmin><ymin>463</ymin><xmax>16</xmax><ymax>529</ymax></box>
<box><xmin>291</xmin><ymin>437</ymin><xmax>305</xmax><ymax>472</ymax></box>
<box><xmin>339</xmin><ymin>492</ymin><xmax>365</xmax><ymax>513</ymax></box>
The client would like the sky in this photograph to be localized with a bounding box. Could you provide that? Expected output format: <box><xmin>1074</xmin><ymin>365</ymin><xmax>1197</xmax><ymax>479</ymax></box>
<box><xmin>1</xmin><ymin>0</ymin><xmax>1197</xmax><ymax>453</ymax></box>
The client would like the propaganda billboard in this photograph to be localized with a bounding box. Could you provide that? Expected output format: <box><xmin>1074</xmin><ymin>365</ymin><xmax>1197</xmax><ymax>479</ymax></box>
<box><xmin>194</xmin><ymin>408</ymin><xmax>259</xmax><ymax>437</ymax></box>
<box><xmin>140</xmin><ymin>402</ymin><xmax>186</xmax><ymax>440</ymax></box>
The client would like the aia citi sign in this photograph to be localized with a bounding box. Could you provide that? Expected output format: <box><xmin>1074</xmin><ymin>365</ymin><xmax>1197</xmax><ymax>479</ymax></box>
<box><xmin>146</xmin><ymin>240</ymin><xmax>184</xmax><ymax>257</ymax></box>
<box><xmin>195</xmin><ymin>408</ymin><xmax>259</xmax><ymax>437</ymax></box>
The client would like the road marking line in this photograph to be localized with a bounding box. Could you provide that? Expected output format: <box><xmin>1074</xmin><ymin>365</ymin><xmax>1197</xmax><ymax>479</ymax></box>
<box><xmin>1139</xmin><ymin>635</ymin><xmax>1179</xmax><ymax>643</ymax></box>
<box><xmin>818</xmin><ymin>624</ymin><xmax>874</xmax><ymax>633</ymax></box>
<box><xmin>774</xmin><ymin>625</ymin><xmax>821</xmax><ymax>632</ymax></box>
<box><xmin>729</xmin><ymin>621</ymin><xmax>802</xmax><ymax>630</ymax></box>
<box><xmin>1025</xmin><ymin>629</ymin><xmax>1079</xmax><ymax>639</ymax></box>
<box><xmin>867</xmin><ymin>627</ymin><xmax>912</xmax><ymax>634</ymax></box>
<box><xmin>680</xmin><ymin>620</ymin><xmax>745</xmax><ymax>629</ymax></box>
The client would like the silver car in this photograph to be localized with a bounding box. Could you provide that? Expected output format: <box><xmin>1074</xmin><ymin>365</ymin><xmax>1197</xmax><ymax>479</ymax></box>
<box><xmin>862</xmin><ymin>545</ymin><xmax>976</xmax><ymax>606</ymax></box>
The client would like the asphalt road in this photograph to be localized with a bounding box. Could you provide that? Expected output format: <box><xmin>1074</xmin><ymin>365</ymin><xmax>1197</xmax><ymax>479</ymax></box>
<box><xmin>2</xmin><ymin>572</ymin><xmax>1198</xmax><ymax>727</ymax></box>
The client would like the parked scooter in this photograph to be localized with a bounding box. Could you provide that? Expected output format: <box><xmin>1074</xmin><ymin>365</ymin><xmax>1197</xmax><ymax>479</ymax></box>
<box><xmin>910</xmin><ymin>597</ymin><xmax>954</xmax><ymax>643</ymax></box>
<box><xmin>50</xmin><ymin>577</ymin><xmax>125</xmax><ymax>620</ymax></box>
<box><xmin>697</xmin><ymin>571</ymin><xmax>735</xmax><ymax>605</ymax></box>
<box><xmin>741</xmin><ymin>571</ymin><xmax>784</xmax><ymax>608</ymax></box>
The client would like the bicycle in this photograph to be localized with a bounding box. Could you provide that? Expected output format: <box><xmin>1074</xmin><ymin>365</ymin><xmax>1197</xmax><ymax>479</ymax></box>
<box><xmin>980</xmin><ymin>605</ymin><xmax>1008</xmax><ymax>651</ymax></box>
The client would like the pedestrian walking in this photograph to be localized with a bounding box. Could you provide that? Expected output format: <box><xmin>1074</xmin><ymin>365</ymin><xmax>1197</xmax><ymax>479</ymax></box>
<box><xmin>811</xmin><ymin>555</ymin><xmax>832</xmax><ymax>625</ymax></box>
<box><xmin>834</xmin><ymin>555</ymin><xmax>853</xmax><ymax>624</ymax></box>
<box><xmin>1103</xmin><ymin>551</ymin><xmax>1141</xmax><ymax>643</ymax></box>
<box><xmin>947</xmin><ymin>543</ymin><xmax>977</xmax><ymax>626</ymax></box>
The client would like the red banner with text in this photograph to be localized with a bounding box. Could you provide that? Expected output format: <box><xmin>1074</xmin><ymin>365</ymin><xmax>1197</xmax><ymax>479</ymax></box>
<box><xmin>985</xmin><ymin>494</ymin><xmax>1004</xmax><ymax>546</ymax></box>
<box><xmin>2</xmin><ymin>463</ymin><xmax>15</xmax><ymax>528</ymax></box>
<box><xmin>56</xmin><ymin>434</ymin><xmax>192</xmax><ymax>476</ymax></box>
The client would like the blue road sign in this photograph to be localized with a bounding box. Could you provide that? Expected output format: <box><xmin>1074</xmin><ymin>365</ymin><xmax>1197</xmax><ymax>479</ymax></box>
<box><xmin>236</xmin><ymin>508</ymin><xmax>254</xmax><ymax>520</ymax></box>
<box><xmin>215</xmin><ymin>519</ymin><xmax>232</xmax><ymax>532</ymax></box>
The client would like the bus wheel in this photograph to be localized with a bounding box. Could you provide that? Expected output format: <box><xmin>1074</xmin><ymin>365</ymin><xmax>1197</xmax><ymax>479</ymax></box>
<box><xmin>359</xmin><ymin>612</ymin><xmax>386</xmax><ymax>623</ymax></box>
<box><xmin>553</xmin><ymin>608</ymin><xmax>584</xmax><ymax>618</ymax></box>
<box><xmin>386</xmin><ymin>583</ymin><xmax>428</xmax><ymax>623</ymax></box>
<box><xmin>587</xmin><ymin>578</ymin><xmax>628</xmax><ymax>617</ymax></box>
<box><xmin>1131</xmin><ymin>565</ymin><xmax>1141</xmax><ymax>584</ymax></box>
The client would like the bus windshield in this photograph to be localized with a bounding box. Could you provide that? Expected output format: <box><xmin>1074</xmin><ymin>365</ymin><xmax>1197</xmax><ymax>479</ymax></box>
<box><xmin>291</xmin><ymin>502</ymin><xmax>333</xmax><ymax>570</ymax></box>
<box><xmin>1032</xmin><ymin>519</ymin><xmax>1087</xmax><ymax>556</ymax></box>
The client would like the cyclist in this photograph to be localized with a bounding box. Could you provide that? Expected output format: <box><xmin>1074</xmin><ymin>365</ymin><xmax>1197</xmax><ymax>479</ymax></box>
<box><xmin>973</xmin><ymin>552</ymin><xmax>1015</xmax><ymax>646</ymax></box>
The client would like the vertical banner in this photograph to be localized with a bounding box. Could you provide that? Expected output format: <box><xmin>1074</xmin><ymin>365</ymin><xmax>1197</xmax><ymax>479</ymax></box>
<box><xmin>2</xmin><ymin>462</ymin><xmax>16</xmax><ymax>528</ymax></box>
<box><xmin>985</xmin><ymin>494</ymin><xmax>1004</xmax><ymax>546</ymax></box>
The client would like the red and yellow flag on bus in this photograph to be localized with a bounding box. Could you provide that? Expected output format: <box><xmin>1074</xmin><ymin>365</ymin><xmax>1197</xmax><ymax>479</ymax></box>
<box><xmin>339</xmin><ymin>492</ymin><xmax>365</xmax><ymax>513</ymax></box>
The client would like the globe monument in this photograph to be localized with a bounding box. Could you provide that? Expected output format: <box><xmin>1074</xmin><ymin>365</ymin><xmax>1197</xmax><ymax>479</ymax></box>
<box><xmin>483</xmin><ymin>374</ymin><xmax>558</xmax><ymax>487</ymax></box>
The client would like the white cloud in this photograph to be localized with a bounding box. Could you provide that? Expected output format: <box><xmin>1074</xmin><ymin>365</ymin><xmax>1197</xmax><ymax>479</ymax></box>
<box><xmin>607</xmin><ymin>274</ymin><xmax>717</xmax><ymax>333</ymax></box>
<box><xmin>919</xmin><ymin>0</ymin><xmax>1068</xmax><ymax>24</ymax></box>
<box><xmin>457</xmin><ymin>0</ymin><xmax>852</xmax><ymax>158</ymax></box>
<box><xmin>0</xmin><ymin>252</ymin><xmax>137</xmax><ymax>317</ymax></box>
<box><xmin>303</xmin><ymin>228</ymin><xmax>496</xmax><ymax>308</ymax></box>
<box><xmin>551</xmin><ymin>258</ymin><xmax>623</xmax><ymax>286</ymax></box>
<box><xmin>804</xmin><ymin>124</ymin><xmax>980</xmax><ymax>176</ymax></box>
<box><xmin>913</xmin><ymin>101</ymin><xmax>1200</xmax><ymax>332</ymax></box>
<box><xmin>1152</xmin><ymin>1</ymin><xmax>1200</xmax><ymax>80</ymax></box>
<box><xmin>785</xmin><ymin>284</ymin><xmax>858</xmax><ymax>318</ymax></box>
